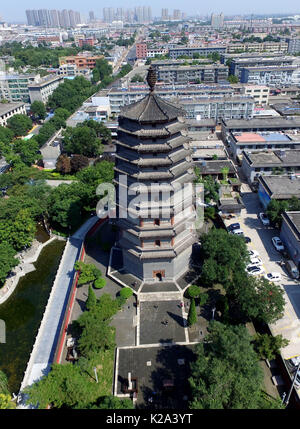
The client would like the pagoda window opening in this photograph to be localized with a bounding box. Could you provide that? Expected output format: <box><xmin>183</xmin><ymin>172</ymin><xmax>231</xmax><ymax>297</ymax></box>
<box><xmin>154</xmin><ymin>219</ymin><xmax>160</xmax><ymax>226</ymax></box>
<box><xmin>155</xmin><ymin>240</ymin><xmax>161</xmax><ymax>247</ymax></box>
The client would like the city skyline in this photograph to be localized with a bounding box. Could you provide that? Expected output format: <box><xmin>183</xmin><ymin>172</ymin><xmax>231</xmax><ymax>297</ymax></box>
<box><xmin>1</xmin><ymin>1</ymin><xmax>300</xmax><ymax>23</ymax></box>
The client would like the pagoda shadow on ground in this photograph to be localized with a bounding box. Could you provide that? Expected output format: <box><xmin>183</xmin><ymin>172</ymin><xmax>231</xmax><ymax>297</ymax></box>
<box><xmin>116</xmin><ymin>344</ymin><xmax>198</xmax><ymax>409</ymax></box>
<box><xmin>139</xmin><ymin>300</ymin><xmax>186</xmax><ymax>345</ymax></box>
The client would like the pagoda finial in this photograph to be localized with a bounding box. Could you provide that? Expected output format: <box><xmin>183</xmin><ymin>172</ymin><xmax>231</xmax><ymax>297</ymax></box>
<box><xmin>146</xmin><ymin>66</ymin><xmax>157</xmax><ymax>92</ymax></box>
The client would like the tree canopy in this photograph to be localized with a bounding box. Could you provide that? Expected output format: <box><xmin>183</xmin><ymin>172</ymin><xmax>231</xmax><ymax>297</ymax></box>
<box><xmin>189</xmin><ymin>322</ymin><xmax>282</xmax><ymax>409</ymax></box>
<box><xmin>7</xmin><ymin>114</ymin><xmax>32</xmax><ymax>137</ymax></box>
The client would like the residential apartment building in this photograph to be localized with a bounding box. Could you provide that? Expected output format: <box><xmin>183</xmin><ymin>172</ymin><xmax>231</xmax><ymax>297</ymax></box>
<box><xmin>135</xmin><ymin>43</ymin><xmax>148</xmax><ymax>59</ymax></box>
<box><xmin>241</xmin><ymin>85</ymin><xmax>269</xmax><ymax>105</ymax></box>
<box><xmin>59</xmin><ymin>54</ymin><xmax>103</xmax><ymax>69</ymax></box>
<box><xmin>241</xmin><ymin>149</ymin><xmax>300</xmax><ymax>184</ymax></box>
<box><xmin>226</xmin><ymin>42</ymin><xmax>288</xmax><ymax>55</ymax></box>
<box><xmin>222</xmin><ymin>54</ymin><xmax>298</xmax><ymax>79</ymax></box>
<box><xmin>28</xmin><ymin>75</ymin><xmax>64</xmax><ymax>104</ymax></box>
<box><xmin>211</xmin><ymin>13</ymin><xmax>224</xmax><ymax>29</ymax></box>
<box><xmin>287</xmin><ymin>38</ymin><xmax>300</xmax><ymax>54</ymax></box>
<box><xmin>169</xmin><ymin>46</ymin><xmax>226</xmax><ymax>59</ymax></box>
<box><xmin>57</xmin><ymin>64</ymin><xmax>92</xmax><ymax>80</ymax></box>
<box><xmin>0</xmin><ymin>73</ymin><xmax>38</xmax><ymax>103</ymax></box>
<box><xmin>0</xmin><ymin>102</ymin><xmax>26</xmax><ymax>127</ymax></box>
<box><xmin>180</xmin><ymin>96</ymin><xmax>254</xmax><ymax>122</ymax></box>
<box><xmin>146</xmin><ymin>48</ymin><xmax>169</xmax><ymax>58</ymax></box>
<box><xmin>99</xmin><ymin>85</ymin><xmax>236</xmax><ymax>114</ymax></box>
<box><xmin>156</xmin><ymin>64</ymin><xmax>228</xmax><ymax>84</ymax></box>
<box><xmin>240</xmin><ymin>66</ymin><xmax>300</xmax><ymax>86</ymax></box>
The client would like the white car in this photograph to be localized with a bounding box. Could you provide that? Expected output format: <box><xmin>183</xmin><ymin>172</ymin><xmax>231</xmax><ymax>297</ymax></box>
<box><xmin>264</xmin><ymin>272</ymin><xmax>282</xmax><ymax>282</ymax></box>
<box><xmin>230</xmin><ymin>228</ymin><xmax>244</xmax><ymax>236</ymax></box>
<box><xmin>272</xmin><ymin>237</ymin><xmax>284</xmax><ymax>252</ymax></box>
<box><xmin>248</xmin><ymin>250</ymin><xmax>260</xmax><ymax>258</ymax></box>
<box><xmin>248</xmin><ymin>257</ymin><xmax>263</xmax><ymax>267</ymax></box>
<box><xmin>246</xmin><ymin>265</ymin><xmax>265</xmax><ymax>276</ymax></box>
<box><xmin>259</xmin><ymin>212</ymin><xmax>270</xmax><ymax>226</ymax></box>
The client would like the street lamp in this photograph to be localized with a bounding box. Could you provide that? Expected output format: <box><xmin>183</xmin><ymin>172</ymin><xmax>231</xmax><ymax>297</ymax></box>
<box><xmin>284</xmin><ymin>361</ymin><xmax>300</xmax><ymax>406</ymax></box>
<box><xmin>93</xmin><ymin>367</ymin><xmax>98</xmax><ymax>383</ymax></box>
<box><xmin>211</xmin><ymin>307</ymin><xmax>216</xmax><ymax>321</ymax></box>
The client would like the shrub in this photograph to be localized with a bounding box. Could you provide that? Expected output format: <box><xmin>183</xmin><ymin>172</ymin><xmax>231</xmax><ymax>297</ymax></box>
<box><xmin>199</xmin><ymin>292</ymin><xmax>209</xmax><ymax>306</ymax></box>
<box><xmin>119</xmin><ymin>287</ymin><xmax>133</xmax><ymax>300</ymax></box>
<box><xmin>187</xmin><ymin>285</ymin><xmax>201</xmax><ymax>299</ymax></box>
<box><xmin>187</xmin><ymin>298</ymin><xmax>197</xmax><ymax>326</ymax></box>
<box><xmin>94</xmin><ymin>277</ymin><xmax>106</xmax><ymax>289</ymax></box>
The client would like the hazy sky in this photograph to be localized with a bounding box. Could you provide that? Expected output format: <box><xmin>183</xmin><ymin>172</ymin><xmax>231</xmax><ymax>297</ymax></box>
<box><xmin>1</xmin><ymin>0</ymin><xmax>299</xmax><ymax>22</ymax></box>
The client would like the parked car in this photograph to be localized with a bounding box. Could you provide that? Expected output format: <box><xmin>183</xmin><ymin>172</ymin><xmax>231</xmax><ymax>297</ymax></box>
<box><xmin>264</xmin><ymin>272</ymin><xmax>282</xmax><ymax>282</ymax></box>
<box><xmin>248</xmin><ymin>250</ymin><xmax>260</xmax><ymax>258</ymax></box>
<box><xmin>248</xmin><ymin>257</ymin><xmax>263</xmax><ymax>266</ymax></box>
<box><xmin>272</xmin><ymin>237</ymin><xmax>284</xmax><ymax>252</ymax></box>
<box><xmin>243</xmin><ymin>236</ymin><xmax>251</xmax><ymax>243</ymax></box>
<box><xmin>230</xmin><ymin>229</ymin><xmax>244</xmax><ymax>236</ymax></box>
<box><xmin>285</xmin><ymin>260</ymin><xmax>299</xmax><ymax>279</ymax></box>
<box><xmin>246</xmin><ymin>265</ymin><xmax>264</xmax><ymax>276</ymax></box>
<box><xmin>227</xmin><ymin>223</ymin><xmax>240</xmax><ymax>232</ymax></box>
<box><xmin>259</xmin><ymin>212</ymin><xmax>270</xmax><ymax>226</ymax></box>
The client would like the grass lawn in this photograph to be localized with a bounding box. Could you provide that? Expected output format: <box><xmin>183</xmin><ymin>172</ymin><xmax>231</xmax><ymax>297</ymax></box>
<box><xmin>88</xmin><ymin>348</ymin><xmax>115</xmax><ymax>397</ymax></box>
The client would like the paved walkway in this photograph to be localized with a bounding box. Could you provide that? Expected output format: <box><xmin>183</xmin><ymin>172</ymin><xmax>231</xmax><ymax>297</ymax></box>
<box><xmin>17</xmin><ymin>216</ymin><xmax>100</xmax><ymax>407</ymax></box>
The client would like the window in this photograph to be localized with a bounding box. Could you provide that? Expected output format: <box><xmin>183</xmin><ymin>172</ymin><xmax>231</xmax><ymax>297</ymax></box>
<box><xmin>155</xmin><ymin>240</ymin><xmax>161</xmax><ymax>247</ymax></box>
<box><xmin>154</xmin><ymin>219</ymin><xmax>160</xmax><ymax>226</ymax></box>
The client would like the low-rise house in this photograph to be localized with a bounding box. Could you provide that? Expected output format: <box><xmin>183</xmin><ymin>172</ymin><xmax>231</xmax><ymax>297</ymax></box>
<box><xmin>0</xmin><ymin>102</ymin><xmax>26</xmax><ymax>126</ymax></box>
<box><xmin>226</xmin><ymin>130</ymin><xmax>300</xmax><ymax>160</ymax></box>
<box><xmin>258</xmin><ymin>175</ymin><xmax>300</xmax><ymax>210</ymax></box>
<box><xmin>241</xmin><ymin>149</ymin><xmax>300</xmax><ymax>184</ymax></box>
<box><xmin>280</xmin><ymin>211</ymin><xmax>300</xmax><ymax>267</ymax></box>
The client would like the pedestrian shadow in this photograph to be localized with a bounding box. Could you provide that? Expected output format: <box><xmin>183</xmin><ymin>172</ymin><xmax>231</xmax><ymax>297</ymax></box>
<box><xmin>166</xmin><ymin>311</ymin><xmax>185</xmax><ymax>328</ymax></box>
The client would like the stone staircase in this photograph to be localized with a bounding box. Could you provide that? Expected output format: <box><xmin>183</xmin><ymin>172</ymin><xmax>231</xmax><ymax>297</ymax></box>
<box><xmin>138</xmin><ymin>291</ymin><xmax>182</xmax><ymax>302</ymax></box>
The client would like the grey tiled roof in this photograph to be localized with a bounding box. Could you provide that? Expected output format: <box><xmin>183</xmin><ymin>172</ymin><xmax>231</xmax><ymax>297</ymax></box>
<box><xmin>120</xmin><ymin>92</ymin><xmax>185</xmax><ymax>123</ymax></box>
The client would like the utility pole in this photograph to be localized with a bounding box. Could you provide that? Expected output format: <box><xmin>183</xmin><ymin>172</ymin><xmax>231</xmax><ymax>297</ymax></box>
<box><xmin>284</xmin><ymin>361</ymin><xmax>300</xmax><ymax>406</ymax></box>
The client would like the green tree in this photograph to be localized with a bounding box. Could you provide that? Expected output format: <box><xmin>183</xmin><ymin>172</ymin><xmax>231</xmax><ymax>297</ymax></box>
<box><xmin>0</xmin><ymin>394</ymin><xmax>16</xmax><ymax>409</ymax></box>
<box><xmin>187</xmin><ymin>298</ymin><xmax>197</xmax><ymax>326</ymax></box>
<box><xmin>12</xmin><ymin>137</ymin><xmax>40</xmax><ymax>166</ymax></box>
<box><xmin>253</xmin><ymin>333</ymin><xmax>289</xmax><ymax>361</ymax></box>
<box><xmin>187</xmin><ymin>285</ymin><xmax>201</xmax><ymax>299</ymax></box>
<box><xmin>30</xmin><ymin>101</ymin><xmax>46</xmax><ymax>120</ymax></box>
<box><xmin>96</xmin><ymin>395</ymin><xmax>134</xmax><ymax>409</ymax></box>
<box><xmin>0</xmin><ymin>208</ymin><xmax>36</xmax><ymax>251</ymax></box>
<box><xmin>230</xmin><ymin>274</ymin><xmax>285</xmax><ymax>324</ymax></box>
<box><xmin>200</xmin><ymin>228</ymin><xmax>249</xmax><ymax>287</ymax></box>
<box><xmin>24</xmin><ymin>363</ymin><xmax>96</xmax><ymax>409</ymax></box>
<box><xmin>94</xmin><ymin>277</ymin><xmax>106</xmax><ymax>289</ymax></box>
<box><xmin>63</xmin><ymin>126</ymin><xmax>103</xmax><ymax>157</ymax></box>
<box><xmin>0</xmin><ymin>370</ymin><xmax>9</xmax><ymax>394</ymax></box>
<box><xmin>0</xmin><ymin>243</ymin><xmax>19</xmax><ymax>286</ymax></box>
<box><xmin>189</xmin><ymin>322</ymin><xmax>265</xmax><ymax>409</ymax></box>
<box><xmin>7</xmin><ymin>114</ymin><xmax>33</xmax><ymax>137</ymax></box>
<box><xmin>0</xmin><ymin>126</ymin><xmax>14</xmax><ymax>146</ymax></box>
<box><xmin>74</xmin><ymin>261</ymin><xmax>101</xmax><ymax>285</ymax></box>
<box><xmin>119</xmin><ymin>287</ymin><xmax>133</xmax><ymax>299</ymax></box>
<box><xmin>86</xmin><ymin>285</ymin><xmax>97</xmax><ymax>311</ymax></box>
<box><xmin>266</xmin><ymin>199</ymin><xmax>289</xmax><ymax>227</ymax></box>
<box><xmin>228</xmin><ymin>75</ymin><xmax>239</xmax><ymax>84</ymax></box>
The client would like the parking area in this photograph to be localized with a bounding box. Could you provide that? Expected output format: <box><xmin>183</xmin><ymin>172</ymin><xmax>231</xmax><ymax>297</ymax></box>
<box><xmin>224</xmin><ymin>184</ymin><xmax>300</xmax><ymax>367</ymax></box>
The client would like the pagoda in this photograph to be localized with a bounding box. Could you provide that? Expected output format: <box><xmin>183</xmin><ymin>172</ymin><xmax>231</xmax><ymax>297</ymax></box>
<box><xmin>114</xmin><ymin>66</ymin><xmax>196</xmax><ymax>283</ymax></box>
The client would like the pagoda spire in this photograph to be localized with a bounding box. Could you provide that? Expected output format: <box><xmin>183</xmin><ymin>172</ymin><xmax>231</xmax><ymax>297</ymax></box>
<box><xmin>146</xmin><ymin>65</ymin><xmax>157</xmax><ymax>92</ymax></box>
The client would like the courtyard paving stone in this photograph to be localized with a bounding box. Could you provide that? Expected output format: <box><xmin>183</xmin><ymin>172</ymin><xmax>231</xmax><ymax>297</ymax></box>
<box><xmin>116</xmin><ymin>344</ymin><xmax>198</xmax><ymax>409</ymax></box>
<box><xmin>139</xmin><ymin>300</ymin><xmax>186</xmax><ymax>345</ymax></box>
